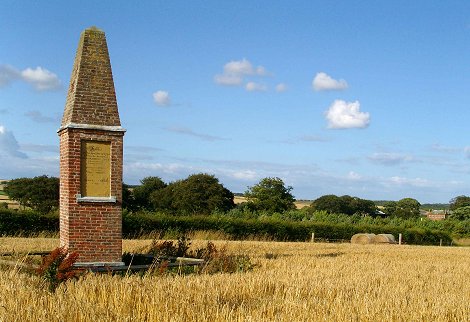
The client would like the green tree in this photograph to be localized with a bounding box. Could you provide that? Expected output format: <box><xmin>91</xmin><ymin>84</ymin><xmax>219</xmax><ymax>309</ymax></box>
<box><xmin>449</xmin><ymin>206</ymin><xmax>470</xmax><ymax>220</ymax></box>
<box><xmin>310</xmin><ymin>195</ymin><xmax>348</xmax><ymax>214</ymax></box>
<box><xmin>383</xmin><ymin>201</ymin><xmax>397</xmax><ymax>216</ymax></box>
<box><xmin>310</xmin><ymin>194</ymin><xmax>377</xmax><ymax>216</ymax></box>
<box><xmin>244</xmin><ymin>177</ymin><xmax>295</xmax><ymax>213</ymax></box>
<box><xmin>4</xmin><ymin>175</ymin><xmax>59</xmax><ymax>213</ymax></box>
<box><xmin>132</xmin><ymin>176</ymin><xmax>166</xmax><ymax>210</ymax></box>
<box><xmin>349</xmin><ymin>197</ymin><xmax>377</xmax><ymax>216</ymax></box>
<box><xmin>449</xmin><ymin>195</ymin><xmax>470</xmax><ymax>211</ymax></box>
<box><xmin>394</xmin><ymin>198</ymin><xmax>421</xmax><ymax>218</ymax></box>
<box><xmin>122</xmin><ymin>183</ymin><xmax>135</xmax><ymax>211</ymax></box>
<box><xmin>151</xmin><ymin>173</ymin><xmax>234</xmax><ymax>215</ymax></box>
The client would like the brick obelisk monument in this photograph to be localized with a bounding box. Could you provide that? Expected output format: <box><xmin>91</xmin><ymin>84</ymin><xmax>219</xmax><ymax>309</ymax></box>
<box><xmin>58</xmin><ymin>27</ymin><xmax>125</xmax><ymax>266</ymax></box>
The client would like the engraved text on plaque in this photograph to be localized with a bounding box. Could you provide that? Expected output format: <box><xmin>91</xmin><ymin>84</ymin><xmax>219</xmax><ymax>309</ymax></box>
<box><xmin>80</xmin><ymin>141</ymin><xmax>111</xmax><ymax>197</ymax></box>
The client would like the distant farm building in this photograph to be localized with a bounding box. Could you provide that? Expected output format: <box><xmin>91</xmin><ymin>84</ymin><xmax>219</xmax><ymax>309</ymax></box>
<box><xmin>425</xmin><ymin>210</ymin><xmax>449</xmax><ymax>221</ymax></box>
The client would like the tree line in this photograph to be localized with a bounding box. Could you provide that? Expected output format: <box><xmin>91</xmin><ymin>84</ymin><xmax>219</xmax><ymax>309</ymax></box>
<box><xmin>3</xmin><ymin>174</ymin><xmax>470</xmax><ymax>221</ymax></box>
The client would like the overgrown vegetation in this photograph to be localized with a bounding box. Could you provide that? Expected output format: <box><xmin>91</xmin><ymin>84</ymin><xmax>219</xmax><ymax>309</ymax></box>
<box><xmin>124</xmin><ymin>236</ymin><xmax>253</xmax><ymax>274</ymax></box>
<box><xmin>36</xmin><ymin>247</ymin><xmax>82</xmax><ymax>292</ymax></box>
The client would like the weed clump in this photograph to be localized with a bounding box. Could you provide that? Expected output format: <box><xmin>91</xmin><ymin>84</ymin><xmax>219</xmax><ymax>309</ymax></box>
<box><xmin>124</xmin><ymin>236</ymin><xmax>254</xmax><ymax>275</ymax></box>
<box><xmin>36</xmin><ymin>246</ymin><xmax>82</xmax><ymax>292</ymax></box>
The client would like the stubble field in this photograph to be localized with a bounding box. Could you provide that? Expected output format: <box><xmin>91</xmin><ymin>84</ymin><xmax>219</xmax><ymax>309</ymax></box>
<box><xmin>0</xmin><ymin>237</ymin><xmax>469</xmax><ymax>321</ymax></box>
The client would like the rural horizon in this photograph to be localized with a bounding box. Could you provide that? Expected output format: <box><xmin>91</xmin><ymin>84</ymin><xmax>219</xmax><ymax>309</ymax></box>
<box><xmin>0</xmin><ymin>176</ymin><xmax>453</xmax><ymax>207</ymax></box>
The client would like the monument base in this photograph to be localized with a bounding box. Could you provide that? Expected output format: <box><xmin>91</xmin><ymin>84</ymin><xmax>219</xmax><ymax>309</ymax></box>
<box><xmin>74</xmin><ymin>261</ymin><xmax>125</xmax><ymax>268</ymax></box>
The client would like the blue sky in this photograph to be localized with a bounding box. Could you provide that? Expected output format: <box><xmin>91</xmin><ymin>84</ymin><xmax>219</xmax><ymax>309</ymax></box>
<box><xmin>1</xmin><ymin>1</ymin><xmax>469</xmax><ymax>203</ymax></box>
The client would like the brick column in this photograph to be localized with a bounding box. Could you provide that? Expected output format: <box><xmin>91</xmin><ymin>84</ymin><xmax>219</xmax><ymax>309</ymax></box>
<box><xmin>58</xmin><ymin>27</ymin><xmax>125</xmax><ymax>266</ymax></box>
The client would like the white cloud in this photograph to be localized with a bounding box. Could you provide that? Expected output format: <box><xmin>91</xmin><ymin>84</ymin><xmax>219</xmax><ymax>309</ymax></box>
<box><xmin>324</xmin><ymin>100</ymin><xmax>370</xmax><ymax>129</ymax></box>
<box><xmin>299</xmin><ymin>135</ymin><xmax>330</xmax><ymax>142</ymax></box>
<box><xmin>0</xmin><ymin>65</ymin><xmax>20</xmax><ymax>87</ymax></box>
<box><xmin>465</xmin><ymin>146</ymin><xmax>470</xmax><ymax>159</ymax></box>
<box><xmin>388</xmin><ymin>176</ymin><xmax>432</xmax><ymax>188</ymax></box>
<box><xmin>313</xmin><ymin>72</ymin><xmax>348</xmax><ymax>91</ymax></box>
<box><xmin>0</xmin><ymin>125</ymin><xmax>27</xmax><ymax>159</ymax></box>
<box><xmin>1</xmin><ymin>65</ymin><xmax>61</xmax><ymax>91</ymax></box>
<box><xmin>213</xmin><ymin>74</ymin><xmax>243</xmax><ymax>86</ymax></box>
<box><xmin>255</xmin><ymin>66</ymin><xmax>268</xmax><ymax>76</ymax></box>
<box><xmin>431</xmin><ymin>143</ymin><xmax>460</xmax><ymax>153</ymax></box>
<box><xmin>325</xmin><ymin>100</ymin><xmax>370</xmax><ymax>129</ymax></box>
<box><xmin>245</xmin><ymin>82</ymin><xmax>267</xmax><ymax>92</ymax></box>
<box><xmin>25</xmin><ymin>110</ymin><xmax>57</xmax><ymax>123</ymax></box>
<box><xmin>368</xmin><ymin>152</ymin><xmax>413</xmax><ymax>165</ymax></box>
<box><xmin>231</xmin><ymin>170</ymin><xmax>257</xmax><ymax>180</ymax></box>
<box><xmin>153</xmin><ymin>90</ymin><xmax>171</xmax><ymax>106</ymax></box>
<box><xmin>20</xmin><ymin>67</ymin><xmax>61</xmax><ymax>91</ymax></box>
<box><xmin>224</xmin><ymin>59</ymin><xmax>254</xmax><ymax>75</ymax></box>
<box><xmin>214</xmin><ymin>58</ymin><xmax>270</xmax><ymax>87</ymax></box>
<box><xmin>275</xmin><ymin>83</ymin><xmax>288</xmax><ymax>92</ymax></box>
<box><xmin>282</xmin><ymin>135</ymin><xmax>330</xmax><ymax>144</ymax></box>
<box><xmin>164</xmin><ymin>126</ymin><xmax>229</xmax><ymax>141</ymax></box>
<box><xmin>223</xmin><ymin>58</ymin><xmax>266</xmax><ymax>76</ymax></box>
<box><xmin>347</xmin><ymin>171</ymin><xmax>362</xmax><ymax>180</ymax></box>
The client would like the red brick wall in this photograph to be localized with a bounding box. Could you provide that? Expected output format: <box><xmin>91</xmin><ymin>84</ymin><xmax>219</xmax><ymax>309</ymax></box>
<box><xmin>62</xmin><ymin>28</ymin><xmax>121</xmax><ymax>128</ymax></box>
<box><xmin>59</xmin><ymin>127</ymin><xmax>124</xmax><ymax>263</ymax></box>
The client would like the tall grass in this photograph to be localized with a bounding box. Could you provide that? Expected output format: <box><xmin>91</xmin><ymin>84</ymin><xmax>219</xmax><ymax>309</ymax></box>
<box><xmin>0</xmin><ymin>238</ymin><xmax>469</xmax><ymax>321</ymax></box>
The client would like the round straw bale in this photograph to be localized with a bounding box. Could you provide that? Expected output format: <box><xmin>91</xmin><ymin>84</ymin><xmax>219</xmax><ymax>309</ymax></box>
<box><xmin>351</xmin><ymin>233</ymin><xmax>376</xmax><ymax>244</ymax></box>
<box><xmin>372</xmin><ymin>234</ymin><xmax>396</xmax><ymax>244</ymax></box>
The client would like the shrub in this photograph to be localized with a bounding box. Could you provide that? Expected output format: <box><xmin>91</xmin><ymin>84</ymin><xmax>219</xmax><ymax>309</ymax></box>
<box><xmin>37</xmin><ymin>247</ymin><xmax>82</xmax><ymax>292</ymax></box>
<box><xmin>126</xmin><ymin>237</ymin><xmax>254</xmax><ymax>275</ymax></box>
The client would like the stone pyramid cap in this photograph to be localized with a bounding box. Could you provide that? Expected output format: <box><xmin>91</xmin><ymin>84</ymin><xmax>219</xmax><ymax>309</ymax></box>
<box><xmin>60</xmin><ymin>27</ymin><xmax>124</xmax><ymax>132</ymax></box>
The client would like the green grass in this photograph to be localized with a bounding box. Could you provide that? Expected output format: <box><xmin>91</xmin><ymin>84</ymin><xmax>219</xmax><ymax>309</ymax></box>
<box><xmin>0</xmin><ymin>191</ymin><xmax>6</xmax><ymax>196</ymax></box>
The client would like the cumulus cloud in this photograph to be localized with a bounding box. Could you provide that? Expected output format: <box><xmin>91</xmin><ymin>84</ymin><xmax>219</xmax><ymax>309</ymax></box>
<box><xmin>324</xmin><ymin>100</ymin><xmax>370</xmax><ymax>129</ymax></box>
<box><xmin>245</xmin><ymin>82</ymin><xmax>267</xmax><ymax>92</ymax></box>
<box><xmin>0</xmin><ymin>65</ymin><xmax>61</xmax><ymax>91</ymax></box>
<box><xmin>20</xmin><ymin>67</ymin><xmax>61</xmax><ymax>91</ymax></box>
<box><xmin>231</xmin><ymin>170</ymin><xmax>257</xmax><ymax>180</ymax></box>
<box><xmin>214</xmin><ymin>58</ymin><xmax>270</xmax><ymax>90</ymax></box>
<box><xmin>213</xmin><ymin>74</ymin><xmax>243</xmax><ymax>86</ymax></box>
<box><xmin>222</xmin><ymin>58</ymin><xmax>266</xmax><ymax>76</ymax></box>
<box><xmin>313</xmin><ymin>72</ymin><xmax>348</xmax><ymax>91</ymax></box>
<box><xmin>153</xmin><ymin>90</ymin><xmax>171</xmax><ymax>106</ymax></box>
<box><xmin>368</xmin><ymin>152</ymin><xmax>413</xmax><ymax>165</ymax></box>
<box><xmin>0</xmin><ymin>65</ymin><xmax>20</xmax><ymax>87</ymax></box>
<box><xmin>0</xmin><ymin>126</ymin><xmax>27</xmax><ymax>159</ymax></box>
<box><xmin>275</xmin><ymin>83</ymin><xmax>288</xmax><ymax>92</ymax></box>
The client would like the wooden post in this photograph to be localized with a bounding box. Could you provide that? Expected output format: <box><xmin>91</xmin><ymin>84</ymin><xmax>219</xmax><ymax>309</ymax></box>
<box><xmin>311</xmin><ymin>233</ymin><xmax>315</xmax><ymax>243</ymax></box>
<box><xmin>440</xmin><ymin>239</ymin><xmax>443</xmax><ymax>247</ymax></box>
<box><xmin>398</xmin><ymin>233</ymin><xmax>402</xmax><ymax>245</ymax></box>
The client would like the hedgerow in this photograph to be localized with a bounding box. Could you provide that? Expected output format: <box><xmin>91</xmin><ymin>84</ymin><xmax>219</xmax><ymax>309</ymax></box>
<box><xmin>122</xmin><ymin>212</ymin><xmax>453</xmax><ymax>245</ymax></box>
<box><xmin>0</xmin><ymin>208</ymin><xmax>455</xmax><ymax>245</ymax></box>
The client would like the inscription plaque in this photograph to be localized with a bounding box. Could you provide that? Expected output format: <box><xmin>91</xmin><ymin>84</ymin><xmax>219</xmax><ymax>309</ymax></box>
<box><xmin>80</xmin><ymin>141</ymin><xmax>111</xmax><ymax>197</ymax></box>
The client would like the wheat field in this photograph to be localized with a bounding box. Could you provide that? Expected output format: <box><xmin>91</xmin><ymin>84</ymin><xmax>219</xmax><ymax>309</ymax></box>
<box><xmin>0</xmin><ymin>237</ymin><xmax>469</xmax><ymax>321</ymax></box>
